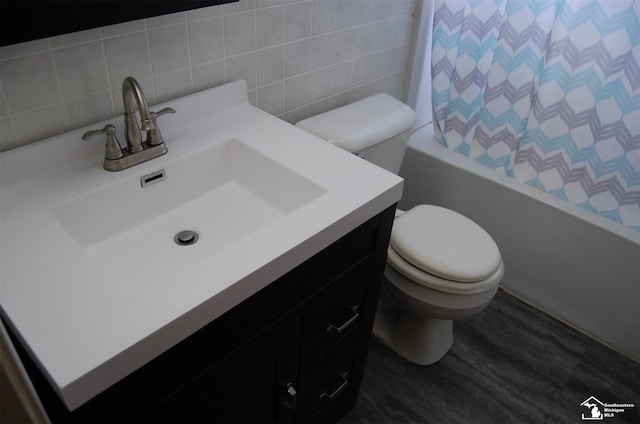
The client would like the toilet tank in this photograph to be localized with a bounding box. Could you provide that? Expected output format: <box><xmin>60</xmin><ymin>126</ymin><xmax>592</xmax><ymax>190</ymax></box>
<box><xmin>296</xmin><ymin>94</ymin><xmax>416</xmax><ymax>174</ymax></box>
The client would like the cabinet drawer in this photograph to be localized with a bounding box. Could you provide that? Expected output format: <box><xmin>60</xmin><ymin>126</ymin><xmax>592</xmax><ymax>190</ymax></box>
<box><xmin>314</xmin><ymin>334</ymin><xmax>359</xmax><ymax>420</ymax></box>
<box><xmin>297</xmin><ymin>330</ymin><xmax>360</xmax><ymax>423</ymax></box>
<box><xmin>302</xmin><ymin>267</ymin><xmax>372</xmax><ymax>355</ymax></box>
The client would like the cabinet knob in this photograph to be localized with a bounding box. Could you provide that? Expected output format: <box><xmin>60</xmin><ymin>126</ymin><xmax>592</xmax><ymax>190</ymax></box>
<box><xmin>283</xmin><ymin>382</ymin><xmax>297</xmax><ymax>413</ymax></box>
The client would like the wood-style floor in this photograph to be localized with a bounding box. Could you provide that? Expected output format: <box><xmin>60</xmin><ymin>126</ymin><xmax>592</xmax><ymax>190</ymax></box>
<box><xmin>339</xmin><ymin>288</ymin><xmax>639</xmax><ymax>424</ymax></box>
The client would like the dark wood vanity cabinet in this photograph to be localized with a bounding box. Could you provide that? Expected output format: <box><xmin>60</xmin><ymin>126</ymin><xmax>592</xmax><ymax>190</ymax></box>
<box><xmin>8</xmin><ymin>205</ymin><xmax>395</xmax><ymax>423</ymax></box>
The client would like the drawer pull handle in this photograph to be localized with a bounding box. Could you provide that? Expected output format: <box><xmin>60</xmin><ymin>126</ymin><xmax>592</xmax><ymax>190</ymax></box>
<box><xmin>320</xmin><ymin>372</ymin><xmax>349</xmax><ymax>401</ymax></box>
<box><xmin>326</xmin><ymin>305</ymin><xmax>359</xmax><ymax>334</ymax></box>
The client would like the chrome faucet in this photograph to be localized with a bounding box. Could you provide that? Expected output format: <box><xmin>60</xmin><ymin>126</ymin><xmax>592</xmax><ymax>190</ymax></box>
<box><xmin>82</xmin><ymin>76</ymin><xmax>175</xmax><ymax>171</ymax></box>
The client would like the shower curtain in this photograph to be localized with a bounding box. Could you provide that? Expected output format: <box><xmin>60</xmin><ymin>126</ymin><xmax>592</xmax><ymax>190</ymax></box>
<box><xmin>431</xmin><ymin>0</ymin><xmax>640</xmax><ymax>230</ymax></box>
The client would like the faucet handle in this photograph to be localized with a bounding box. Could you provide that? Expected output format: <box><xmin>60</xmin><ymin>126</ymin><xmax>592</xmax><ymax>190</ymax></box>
<box><xmin>82</xmin><ymin>124</ymin><xmax>123</xmax><ymax>160</ymax></box>
<box><xmin>146</xmin><ymin>107</ymin><xmax>176</xmax><ymax>146</ymax></box>
<box><xmin>154</xmin><ymin>107</ymin><xmax>176</xmax><ymax>118</ymax></box>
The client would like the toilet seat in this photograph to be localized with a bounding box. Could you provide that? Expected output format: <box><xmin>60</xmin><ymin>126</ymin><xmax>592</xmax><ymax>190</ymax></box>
<box><xmin>390</xmin><ymin>205</ymin><xmax>502</xmax><ymax>283</ymax></box>
<box><xmin>387</xmin><ymin>246</ymin><xmax>503</xmax><ymax>295</ymax></box>
<box><xmin>387</xmin><ymin>205</ymin><xmax>503</xmax><ymax>295</ymax></box>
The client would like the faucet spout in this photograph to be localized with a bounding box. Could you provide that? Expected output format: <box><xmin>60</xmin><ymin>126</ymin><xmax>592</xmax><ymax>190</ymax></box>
<box><xmin>122</xmin><ymin>76</ymin><xmax>154</xmax><ymax>153</ymax></box>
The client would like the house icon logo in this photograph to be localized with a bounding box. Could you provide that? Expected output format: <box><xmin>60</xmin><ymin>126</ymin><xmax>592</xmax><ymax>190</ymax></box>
<box><xmin>581</xmin><ymin>396</ymin><xmax>604</xmax><ymax>420</ymax></box>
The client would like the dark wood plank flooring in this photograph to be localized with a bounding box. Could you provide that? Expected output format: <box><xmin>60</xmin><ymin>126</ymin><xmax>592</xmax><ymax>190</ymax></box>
<box><xmin>339</xmin><ymin>288</ymin><xmax>639</xmax><ymax>423</ymax></box>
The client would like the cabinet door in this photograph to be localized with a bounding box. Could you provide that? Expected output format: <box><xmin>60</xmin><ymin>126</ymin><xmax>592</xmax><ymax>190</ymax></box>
<box><xmin>143</xmin><ymin>315</ymin><xmax>301</xmax><ymax>423</ymax></box>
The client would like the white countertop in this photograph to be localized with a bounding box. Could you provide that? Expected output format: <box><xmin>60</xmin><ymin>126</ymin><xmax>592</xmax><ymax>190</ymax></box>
<box><xmin>0</xmin><ymin>81</ymin><xmax>403</xmax><ymax>410</ymax></box>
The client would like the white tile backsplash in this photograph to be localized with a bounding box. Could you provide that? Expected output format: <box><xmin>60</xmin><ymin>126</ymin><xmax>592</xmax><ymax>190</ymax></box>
<box><xmin>100</xmin><ymin>20</ymin><xmax>146</xmax><ymax>39</ymax></box>
<box><xmin>285</xmin><ymin>1</ymin><xmax>313</xmax><ymax>42</ymax></box>
<box><xmin>256</xmin><ymin>6</ymin><xmax>286</xmax><ymax>49</ymax></box>
<box><xmin>0</xmin><ymin>117</ymin><xmax>19</xmax><ymax>151</ymax></box>
<box><xmin>257</xmin><ymin>81</ymin><xmax>285</xmax><ymax>115</ymax></box>
<box><xmin>309</xmin><ymin>33</ymin><xmax>334</xmax><ymax>70</ymax></box>
<box><xmin>311</xmin><ymin>0</ymin><xmax>337</xmax><ymax>36</ymax></box>
<box><xmin>257</xmin><ymin>0</ymin><xmax>286</xmax><ymax>9</ymax></box>
<box><xmin>147</xmin><ymin>11</ymin><xmax>187</xmax><ymax>29</ymax></box>
<box><xmin>356</xmin><ymin>0</ymin><xmax>378</xmax><ymax>24</ymax></box>
<box><xmin>227</xmin><ymin>51</ymin><xmax>258</xmax><ymax>89</ymax></box>
<box><xmin>0</xmin><ymin>86</ymin><xmax>10</xmax><ymax>118</ymax></box>
<box><xmin>54</xmin><ymin>42</ymin><xmax>109</xmax><ymax>99</ymax></box>
<box><xmin>0</xmin><ymin>39</ymin><xmax>51</xmax><ymax>61</ymax></box>
<box><xmin>12</xmin><ymin>104</ymin><xmax>67</xmax><ymax>144</ymax></box>
<box><xmin>285</xmin><ymin>39</ymin><xmax>311</xmax><ymax>78</ymax></box>
<box><xmin>50</xmin><ymin>29</ymin><xmax>101</xmax><ymax>49</ymax></box>
<box><xmin>309</xmin><ymin>67</ymin><xmax>331</xmax><ymax>102</ymax></box>
<box><xmin>154</xmin><ymin>69</ymin><xmax>193</xmax><ymax>104</ymax></box>
<box><xmin>331</xmin><ymin>60</ymin><xmax>352</xmax><ymax>94</ymax></box>
<box><xmin>224</xmin><ymin>0</ymin><xmax>257</xmax><ymax>14</ymax></box>
<box><xmin>192</xmin><ymin>60</ymin><xmax>226</xmax><ymax>92</ymax></box>
<box><xmin>103</xmin><ymin>32</ymin><xmax>152</xmax><ymax>85</ymax></box>
<box><xmin>148</xmin><ymin>24</ymin><xmax>190</xmax><ymax>75</ymax></box>
<box><xmin>352</xmin><ymin>54</ymin><xmax>372</xmax><ymax>86</ymax></box>
<box><xmin>1</xmin><ymin>53</ymin><xmax>62</xmax><ymax>114</ymax></box>
<box><xmin>284</xmin><ymin>74</ymin><xmax>309</xmax><ymax>110</ymax></box>
<box><xmin>0</xmin><ymin>0</ymin><xmax>414</xmax><ymax>150</ymax></box>
<box><xmin>224</xmin><ymin>11</ymin><xmax>257</xmax><ymax>56</ymax></box>
<box><xmin>333</xmin><ymin>28</ymin><xmax>356</xmax><ymax>62</ymax></box>
<box><xmin>65</xmin><ymin>91</ymin><xmax>114</xmax><ymax>129</ymax></box>
<box><xmin>188</xmin><ymin>4</ymin><xmax>223</xmax><ymax>22</ymax></box>
<box><xmin>188</xmin><ymin>17</ymin><xmax>225</xmax><ymax>65</ymax></box>
<box><xmin>258</xmin><ymin>45</ymin><xmax>285</xmax><ymax>86</ymax></box>
<box><xmin>336</xmin><ymin>0</ymin><xmax>358</xmax><ymax>30</ymax></box>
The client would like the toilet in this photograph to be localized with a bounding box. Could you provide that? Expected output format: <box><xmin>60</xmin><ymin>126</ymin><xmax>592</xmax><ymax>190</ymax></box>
<box><xmin>296</xmin><ymin>94</ymin><xmax>504</xmax><ymax>365</ymax></box>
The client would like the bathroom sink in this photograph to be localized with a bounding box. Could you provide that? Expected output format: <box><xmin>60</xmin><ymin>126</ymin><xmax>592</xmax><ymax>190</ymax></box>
<box><xmin>53</xmin><ymin>139</ymin><xmax>325</xmax><ymax>290</ymax></box>
<box><xmin>0</xmin><ymin>80</ymin><xmax>403</xmax><ymax>410</ymax></box>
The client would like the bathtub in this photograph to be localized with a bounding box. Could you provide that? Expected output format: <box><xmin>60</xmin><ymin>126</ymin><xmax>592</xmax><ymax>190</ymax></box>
<box><xmin>398</xmin><ymin>124</ymin><xmax>640</xmax><ymax>361</ymax></box>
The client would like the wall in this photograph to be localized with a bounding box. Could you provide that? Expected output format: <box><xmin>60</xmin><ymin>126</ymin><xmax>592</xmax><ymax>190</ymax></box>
<box><xmin>0</xmin><ymin>0</ymin><xmax>414</xmax><ymax>152</ymax></box>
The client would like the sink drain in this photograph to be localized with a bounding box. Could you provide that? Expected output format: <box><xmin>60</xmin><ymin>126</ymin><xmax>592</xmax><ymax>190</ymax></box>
<box><xmin>174</xmin><ymin>230</ymin><xmax>199</xmax><ymax>246</ymax></box>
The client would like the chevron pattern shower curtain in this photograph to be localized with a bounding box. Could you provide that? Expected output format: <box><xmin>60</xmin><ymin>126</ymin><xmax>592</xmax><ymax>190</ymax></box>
<box><xmin>431</xmin><ymin>0</ymin><xmax>640</xmax><ymax>230</ymax></box>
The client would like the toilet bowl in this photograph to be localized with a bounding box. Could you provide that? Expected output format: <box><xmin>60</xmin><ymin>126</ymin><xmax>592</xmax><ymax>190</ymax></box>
<box><xmin>377</xmin><ymin>205</ymin><xmax>503</xmax><ymax>364</ymax></box>
<box><xmin>296</xmin><ymin>94</ymin><xmax>504</xmax><ymax>365</ymax></box>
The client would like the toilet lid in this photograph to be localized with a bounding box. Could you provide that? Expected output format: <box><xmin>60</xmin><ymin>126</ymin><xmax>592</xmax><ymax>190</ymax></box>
<box><xmin>389</xmin><ymin>205</ymin><xmax>501</xmax><ymax>283</ymax></box>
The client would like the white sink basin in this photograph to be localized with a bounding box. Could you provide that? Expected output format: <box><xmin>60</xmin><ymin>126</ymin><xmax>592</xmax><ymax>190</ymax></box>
<box><xmin>53</xmin><ymin>139</ymin><xmax>325</xmax><ymax>289</ymax></box>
